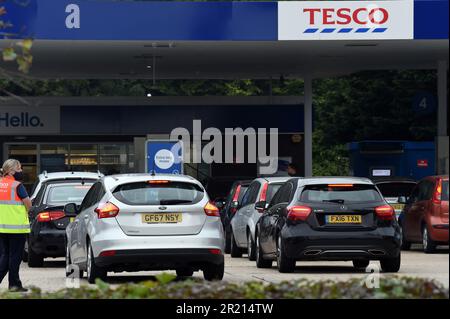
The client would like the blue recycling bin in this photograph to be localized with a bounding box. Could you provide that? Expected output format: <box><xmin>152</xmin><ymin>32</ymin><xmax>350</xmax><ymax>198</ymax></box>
<box><xmin>348</xmin><ymin>141</ymin><xmax>435</xmax><ymax>181</ymax></box>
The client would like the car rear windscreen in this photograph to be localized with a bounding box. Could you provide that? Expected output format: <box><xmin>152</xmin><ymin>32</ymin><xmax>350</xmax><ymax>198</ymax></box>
<box><xmin>376</xmin><ymin>182</ymin><xmax>416</xmax><ymax>197</ymax></box>
<box><xmin>300</xmin><ymin>184</ymin><xmax>383</xmax><ymax>203</ymax></box>
<box><xmin>442</xmin><ymin>180</ymin><xmax>449</xmax><ymax>201</ymax></box>
<box><xmin>46</xmin><ymin>184</ymin><xmax>93</xmax><ymax>205</ymax></box>
<box><xmin>267</xmin><ymin>183</ymin><xmax>283</xmax><ymax>203</ymax></box>
<box><xmin>113</xmin><ymin>181</ymin><xmax>204</xmax><ymax>205</ymax></box>
<box><xmin>237</xmin><ymin>186</ymin><xmax>249</xmax><ymax>203</ymax></box>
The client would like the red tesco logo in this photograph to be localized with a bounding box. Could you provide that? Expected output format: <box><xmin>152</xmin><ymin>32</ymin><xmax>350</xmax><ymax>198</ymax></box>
<box><xmin>417</xmin><ymin>159</ymin><xmax>429</xmax><ymax>168</ymax></box>
<box><xmin>303</xmin><ymin>7</ymin><xmax>389</xmax><ymax>25</ymax></box>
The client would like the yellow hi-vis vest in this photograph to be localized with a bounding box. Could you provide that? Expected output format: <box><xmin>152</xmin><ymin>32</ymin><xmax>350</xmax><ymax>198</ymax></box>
<box><xmin>0</xmin><ymin>176</ymin><xmax>30</xmax><ymax>234</ymax></box>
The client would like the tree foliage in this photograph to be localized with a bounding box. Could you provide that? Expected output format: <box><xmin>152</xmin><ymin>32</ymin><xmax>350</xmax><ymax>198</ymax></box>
<box><xmin>0</xmin><ymin>70</ymin><xmax>438</xmax><ymax>176</ymax></box>
<box><xmin>1</xmin><ymin>4</ymin><xmax>33</xmax><ymax>73</ymax></box>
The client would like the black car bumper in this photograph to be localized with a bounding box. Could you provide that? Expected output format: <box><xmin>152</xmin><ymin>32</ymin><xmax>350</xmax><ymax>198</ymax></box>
<box><xmin>282</xmin><ymin>225</ymin><xmax>401</xmax><ymax>261</ymax></box>
<box><xmin>29</xmin><ymin>228</ymin><xmax>66</xmax><ymax>257</ymax></box>
<box><xmin>94</xmin><ymin>249</ymin><xmax>224</xmax><ymax>272</ymax></box>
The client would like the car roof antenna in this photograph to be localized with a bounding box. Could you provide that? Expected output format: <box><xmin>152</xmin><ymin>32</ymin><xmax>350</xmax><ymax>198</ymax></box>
<box><xmin>151</xmin><ymin>154</ymin><xmax>156</xmax><ymax>177</ymax></box>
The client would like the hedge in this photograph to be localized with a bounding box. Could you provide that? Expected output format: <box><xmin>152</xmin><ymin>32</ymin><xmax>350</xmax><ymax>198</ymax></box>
<box><xmin>0</xmin><ymin>274</ymin><xmax>448</xmax><ymax>299</ymax></box>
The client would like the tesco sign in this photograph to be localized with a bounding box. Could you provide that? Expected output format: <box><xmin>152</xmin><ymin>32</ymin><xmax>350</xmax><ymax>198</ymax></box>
<box><xmin>303</xmin><ymin>7</ymin><xmax>389</xmax><ymax>26</ymax></box>
<box><xmin>279</xmin><ymin>1</ymin><xmax>413</xmax><ymax>40</ymax></box>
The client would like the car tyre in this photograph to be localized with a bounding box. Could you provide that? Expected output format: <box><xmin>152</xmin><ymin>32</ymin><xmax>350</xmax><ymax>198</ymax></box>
<box><xmin>86</xmin><ymin>242</ymin><xmax>107</xmax><ymax>284</ymax></box>
<box><xmin>352</xmin><ymin>259</ymin><xmax>370</xmax><ymax>270</ymax></box>
<box><xmin>247</xmin><ymin>231</ymin><xmax>256</xmax><ymax>261</ymax></box>
<box><xmin>22</xmin><ymin>240</ymin><xmax>29</xmax><ymax>262</ymax></box>
<box><xmin>224</xmin><ymin>230</ymin><xmax>231</xmax><ymax>254</ymax></box>
<box><xmin>380</xmin><ymin>254</ymin><xmax>401</xmax><ymax>273</ymax></box>
<box><xmin>230</xmin><ymin>230</ymin><xmax>242</xmax><ymax>258</ymax></box>
<box><xmin>422</xmin><ymin>224</ymin><xmax>437</xmax><ymax>254</ymax></box>
<box><xmin>255</xmin><ymin>232</ymin><xmax>272</xmax><ymax>269</ymax></box>
<box><xmin>203</xmin><ymin>262</ymin><xmax>224</xmax><ymax>281</ymax></box>
<box><xmin>277</xmin><ymin>235</ymin><xmax>295</xmax><ymax>273</ymax></box>
<box><xmin>400</xmin><ymin>222</ymin><xmax>411</xmax><ymax>250</ymax></box>
<box><xmin>27</xmin><ymin>244</ymin><xmax>44</xmax><ymax>268</ymax></box>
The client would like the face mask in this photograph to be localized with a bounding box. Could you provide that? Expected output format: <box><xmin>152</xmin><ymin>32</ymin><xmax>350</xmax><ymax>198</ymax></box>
<box><xmin>13</xmin><ymin>171</ymin><xmax>24</xmax><ymax>181</ymax></box>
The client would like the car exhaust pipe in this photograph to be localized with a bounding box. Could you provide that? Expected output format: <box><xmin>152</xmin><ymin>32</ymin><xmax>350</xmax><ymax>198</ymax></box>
<box><xmin>368</xmin><ymin>249</ymin><xmax>386</xmax><ymax>256</ymax></box>
<box><xmin>304</xmin><ymin>250</ymin><xmax>322</xmax><ymax>256</ymax></box>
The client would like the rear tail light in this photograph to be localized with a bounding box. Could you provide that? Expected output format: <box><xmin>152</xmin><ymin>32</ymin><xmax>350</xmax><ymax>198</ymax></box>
<box><xmin>232</xmin><ymin>185</ymin><xmax>242</xmax><ymax>202</ymax></box>
<box><xmin>209</xmin><ymin>249</ymin><xmax>222</xmax><ymax>255</ymax></box>
<box><xmin>433</xmin><ymin>179</ymin><xmax>442</xmax><ymax>204</ymax></box>
<box><xmin>287</xmin><ymin>206</ymin><xmax>312</xmax><ymax>221</ymax></box>
<box><xmin>204</xmin><ymin>202</ymin><xmax>220</xmax><ymax>217</ymax></box>
<box><xmin>375</xmin><ymin>205</ymin><xmax>395</xmax><ymax>221</ymax></box>
<box><xmin>259</xmin><ymin>182</ymin><xmax>269</xmax><ymax>202</ymax></box>
<box><xmin>95</xmin><ymin>202</ymin><xmax>120</xmax><ymax>219</ymax></box>
<box><xmin>99</xmin><ymin>250</ymin><xmax>116</xmax><ymax>257</ymax></box>
<box><xmin>37</xmin><ymin>211</ymin><xmax>65</xmax><ymax>222</ymax></box>
<box><xmin>230</xmin><ymin>185</ymin><xmax>242</xmax><ymax>215</ymax></box>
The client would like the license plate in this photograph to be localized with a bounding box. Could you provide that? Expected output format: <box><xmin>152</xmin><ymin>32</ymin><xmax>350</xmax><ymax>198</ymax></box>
<box><xmin>326</xmin><ymin>215</ymin><xmax>362</xmax><ymax>224</ymax></box>
<box><xmin>141</xmin><ymin>213</ymin><xmax>182</xmax><ymax>224</ymax></box>
<box><xmin>391</xmin><ymin>204</ymin><xmax>404</xmax><ymax>211</ymax></box>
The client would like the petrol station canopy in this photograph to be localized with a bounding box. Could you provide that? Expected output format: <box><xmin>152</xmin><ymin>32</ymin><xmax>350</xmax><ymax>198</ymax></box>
<box><xmin>1</xmin><ymin>0</ymin><xmax>448</xmax><ymax>79</ymax></box>
<box><xmin>1</xmin><ymin>0</ymin><xmax>448</xmax><ymax>177</ymax></box>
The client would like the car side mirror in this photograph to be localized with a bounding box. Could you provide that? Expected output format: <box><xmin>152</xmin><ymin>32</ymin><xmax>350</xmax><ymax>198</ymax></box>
<box><xmin>214</xmin><ymin>199</ymin><xmax>225</xmax><ymax>210</ymax></box>
<box><xmin>231</xmin><ymin>201</ymin><xmax>239</xmax><ymax>209</ymax></box>
<box><xmin>216</xmin><ymin>202</ymin><xmax>224</xmax><ymax>210</ymax></box>
<box><xmin>255</xmin><ymin>201</ymin><xmax>267</xmax><ymax>213</ymax></box>
<box><xmin>398</xmin><ymin>196</ymin><xmax>407</xmax><ymax>204</ymax></box>
<box><xmin>64</xmin><ymin>203</ymin><xmax>79</xmax><ymax>217</ymax></box>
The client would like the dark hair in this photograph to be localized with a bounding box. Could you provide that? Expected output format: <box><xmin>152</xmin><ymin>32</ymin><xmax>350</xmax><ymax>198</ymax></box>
<box><xmin>288</xmin><ymin>163</ymin><xmax>298</xmax><ymax>171</ymax></box>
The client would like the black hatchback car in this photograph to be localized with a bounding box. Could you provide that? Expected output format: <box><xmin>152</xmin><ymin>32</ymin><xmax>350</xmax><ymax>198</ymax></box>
<box><xmin>25</xmin><ymin>179</ymin><xmax>95</xmax><ymax>267</ymax></box>
<box><xmin>255</xmin><ymin>177</ymin><xmax>401</xmax><ymax>273</ymax></box>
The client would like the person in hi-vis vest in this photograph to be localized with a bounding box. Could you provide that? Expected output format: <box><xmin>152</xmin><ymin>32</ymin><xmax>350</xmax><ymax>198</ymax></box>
<box><xmin>0</xmin><ymin>159</ymin><xmax>31</xmax><ymax>292</ymax></box>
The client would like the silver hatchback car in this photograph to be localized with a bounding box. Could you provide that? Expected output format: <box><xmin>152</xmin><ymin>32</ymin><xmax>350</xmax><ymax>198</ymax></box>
<box><xmin>230</xmin><ymin>177</ymin><xmax>290</xmax><ymax>260</ymax></box>
<box><xmin>64</xmin><ymin>174</ymin><xmax>225</xmax><ymax>283</ymax></box>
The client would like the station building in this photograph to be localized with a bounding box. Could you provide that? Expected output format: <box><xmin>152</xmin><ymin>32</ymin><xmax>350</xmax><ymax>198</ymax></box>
<box><xmin>1</xmin><ymin>0</ymin><xmax>448</xmax><ymax>194</ymax></box>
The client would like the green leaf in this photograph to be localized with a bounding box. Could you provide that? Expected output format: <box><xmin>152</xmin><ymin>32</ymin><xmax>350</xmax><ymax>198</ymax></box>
<box><xmin>17</xmin><ymin>56</ymin><xmax>31</xmax><ymax>73</ymax></box>
<box><xmin>17</xmin><ymin>39</ymin><xmax>33</xmax><ymax>51</ymax></box>
<box><xmin>155</xmin><ymin>272</ymin><xmax>176</xmax><ymax>285</ymax></box>
<box><xmin>2</xmin><ymin>47</ymin><xmax>17</xmax><ymax>61</ymax></box>
<box><xmin>95</xmin><ymin>279</ymin><xmax>110</xmax><ymax>293</ymax></box>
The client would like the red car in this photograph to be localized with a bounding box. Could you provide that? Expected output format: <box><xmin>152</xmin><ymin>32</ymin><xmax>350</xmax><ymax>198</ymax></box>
<box><xmin>399</xmin><ymin>175</ymin><xmax>449</xmax><ymax>253</ymax></box>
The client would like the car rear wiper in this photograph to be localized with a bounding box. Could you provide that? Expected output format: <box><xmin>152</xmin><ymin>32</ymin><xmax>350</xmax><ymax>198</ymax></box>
<box><xmin>322</xmin><ymin>199</ymin><xmax>345</xmax><ymax>204</ymax></box>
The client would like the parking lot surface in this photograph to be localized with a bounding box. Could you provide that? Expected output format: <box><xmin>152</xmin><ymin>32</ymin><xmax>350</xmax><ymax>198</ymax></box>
<box><xmin>1</xmin><ymin>245</ymin><xmax>448</xmax><ymax>292</ymax></box>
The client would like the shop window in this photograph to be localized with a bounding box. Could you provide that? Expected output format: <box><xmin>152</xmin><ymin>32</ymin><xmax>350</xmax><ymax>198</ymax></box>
<box><xmin>69</xmin><ymin>144</ymin><xmax>98</xmax><ymax>172</ymax></box>
<box><xmin>99</xmin><ymin>144</ymin><xmax>128</xmax><ymax>175</ymax></box>
<box><xmin>7</xmin><ymin>144</ymin><xmax>37</xmax><ymax>193</ymax></box>
<box><xmin>40</xmin><ymin>144</ymin><xmax>69</xmax><ymax>173</ymax></box>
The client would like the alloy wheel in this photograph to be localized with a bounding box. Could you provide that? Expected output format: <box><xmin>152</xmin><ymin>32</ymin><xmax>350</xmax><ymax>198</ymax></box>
<box><xmin>423</xmin><ymin>228</ymin><xmax>428</xmax><ymax>250</ymax></box>
<box><xmin>276</xmin><ymin>236</ymin><xmax>281</xmax><ymax>266</ymax></box>
<box><xmin>87</xmin><ymin>245</ymin><xmax>92</xmax><ymax>279</ymax></box>
<box><xmin>256</xmin><ymin>235</ymin><xmax>260</xmax><ymax>260</ymax></box>
<box><xmin>247</xmin><ymin>233</ymin><xmax>252</xmax><ymax>257</ymax></box>
<box><xmin>65</xmin><ymin>245</ymin><xmax>71</xmax><ymax>274</ymax></box>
